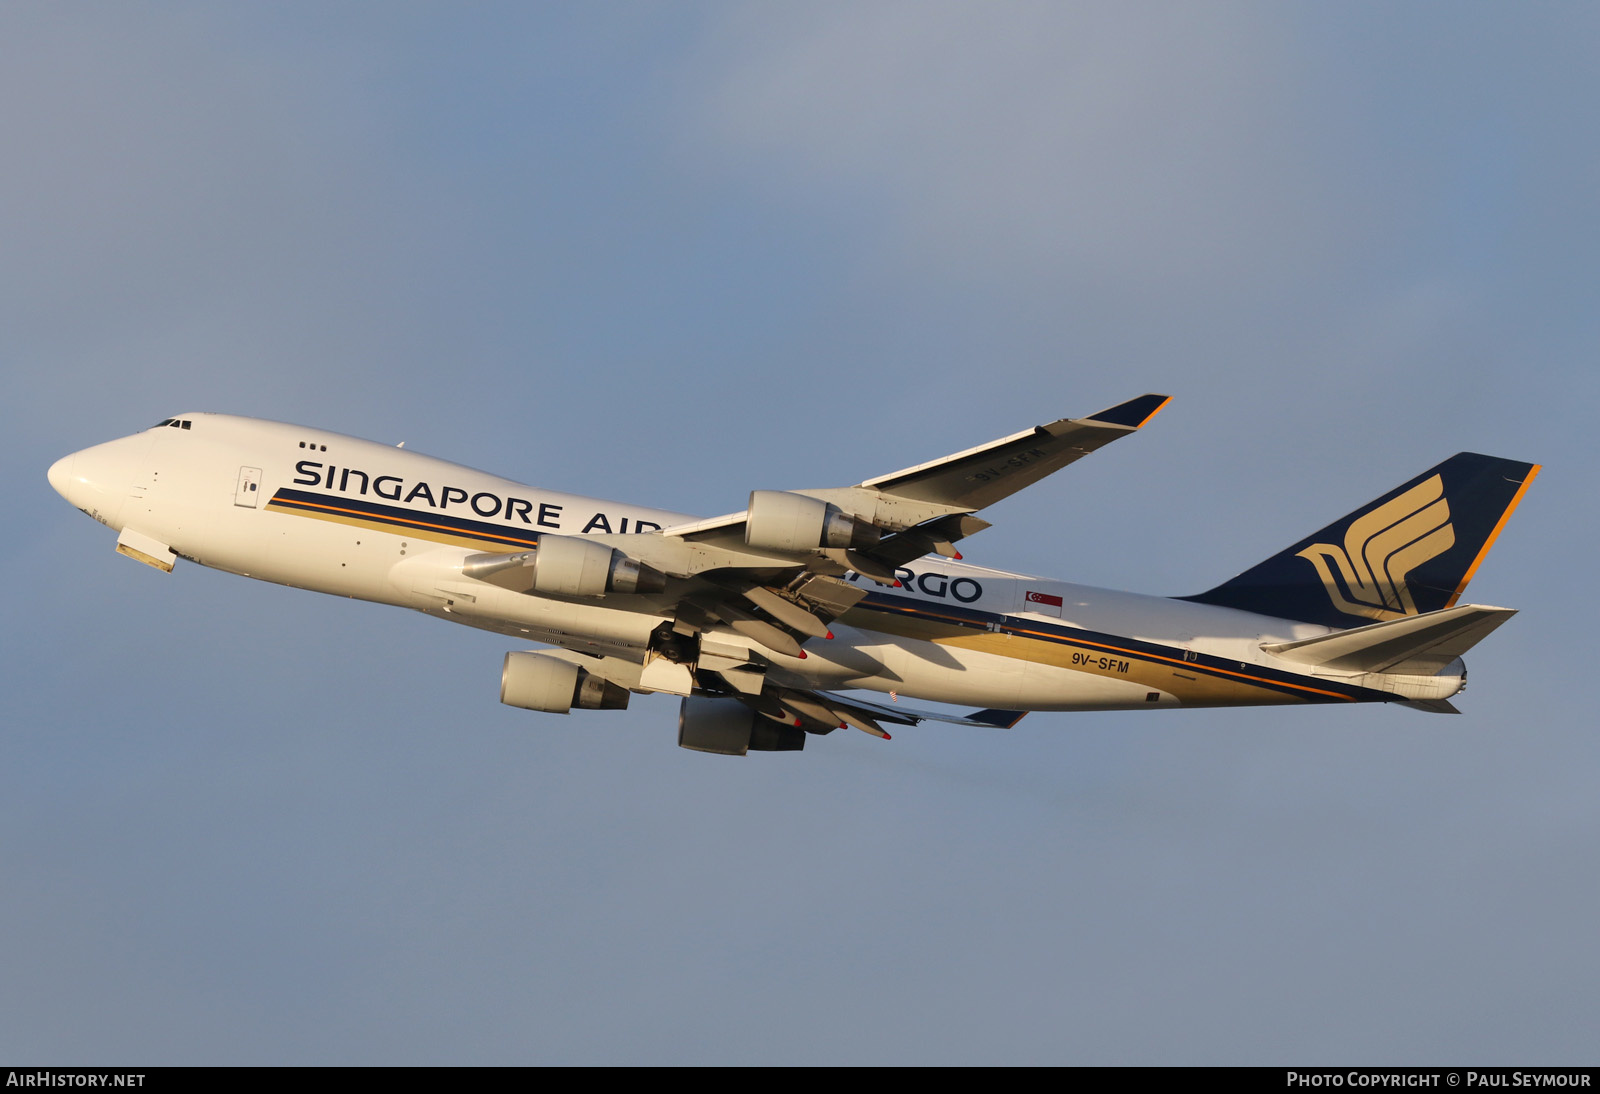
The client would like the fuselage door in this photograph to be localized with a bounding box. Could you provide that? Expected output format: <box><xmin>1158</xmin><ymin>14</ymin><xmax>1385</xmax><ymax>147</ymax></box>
<box><xmin>234</xmin><ymin>466</ymin><xmax>263</xmax><ymax>508</ymax></box>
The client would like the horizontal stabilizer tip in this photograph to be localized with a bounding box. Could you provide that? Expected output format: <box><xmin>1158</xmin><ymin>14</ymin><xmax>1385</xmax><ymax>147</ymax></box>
<box><xmin>1083</xmin><ymin>393</ymin><xmax>1171</xmax><ymax>429</ymax></box>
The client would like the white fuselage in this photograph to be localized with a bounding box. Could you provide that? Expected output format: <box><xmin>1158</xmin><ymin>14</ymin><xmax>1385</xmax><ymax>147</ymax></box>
<box><xmin>49</xmin><ymin>414</ymin><xmax>1443</xmax><ymax>714</ymax></box>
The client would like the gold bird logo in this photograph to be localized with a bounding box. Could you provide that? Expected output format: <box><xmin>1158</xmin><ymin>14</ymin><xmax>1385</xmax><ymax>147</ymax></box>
<box><xmin>1296</xmin><ymin>474</ymin><xmax>1455</xmax><ymax>621</ymax></box>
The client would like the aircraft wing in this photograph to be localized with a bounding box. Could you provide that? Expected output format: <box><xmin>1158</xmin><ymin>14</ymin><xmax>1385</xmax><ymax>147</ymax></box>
<box><xmin>465</xmin><ymin>393</ymin><xmax>1169</xmax><ymax>669</ymax></box>
<box><xmin>524</xmin><ymin>648</ymin><xmax>1028</xmax><ymax>738</ymax></box>
<box><xmin>657</xmin><ymin>392</ymin><xmax>1171</xmax><ymax>543</ymax></box>
<box><xmin>855</xmin><ymin>391</ymin><xmax>1170</xmax><ymax>511</ymax></box>
<box><xmin>623</xmin><ymin>394</ymin><xmax>1168</xmax><ymax>651</ymax></box>
<box><xmin>806</xmin><ymin>689</ymin><xmax>1029</xmax><ymax>733</ymax></box>
<box><xmin>740</xmin><ymin>684</ymin><xmax>1030</xmax><ymax>740</ymax></box>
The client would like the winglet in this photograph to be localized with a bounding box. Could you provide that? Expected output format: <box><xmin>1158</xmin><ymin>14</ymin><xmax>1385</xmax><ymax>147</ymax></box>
<box><xmin>1083</xmin><ymin>393</ymin><xmax>1171</xmax><ymax>430</ymax></box>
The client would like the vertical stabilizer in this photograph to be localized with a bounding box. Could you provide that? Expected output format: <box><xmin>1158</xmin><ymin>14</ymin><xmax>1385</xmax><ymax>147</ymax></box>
<box><xmin>1182</xmin><ymin>453</ymin><xmax>1538</xmax><ymax>629</ymax></box>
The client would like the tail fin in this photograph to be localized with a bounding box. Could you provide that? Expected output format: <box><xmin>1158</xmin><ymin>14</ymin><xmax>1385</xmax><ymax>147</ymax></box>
<box><xmin>1182</xmin><ymin>453</ymin><xmax>1539</xmax><ymax>629</ymax></box>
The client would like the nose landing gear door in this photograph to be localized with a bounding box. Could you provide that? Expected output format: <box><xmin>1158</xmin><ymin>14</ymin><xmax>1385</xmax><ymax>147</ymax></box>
<box><xmin>234</xmin><ymin>466</ymin><xmax>263</xmax><ymax>508</ymax></box>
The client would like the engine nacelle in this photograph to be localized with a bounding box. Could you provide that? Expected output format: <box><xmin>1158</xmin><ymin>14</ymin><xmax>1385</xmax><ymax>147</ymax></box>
<box><xmin>501</xmin><ymin>651</ymin><xmax>631</xmax><ymax>714</ymax></box>
<box><xmin>677</xmin><ymin>696</ymin><xmax>805</xmax><ymax>755</ymax></box>
<box><xmin>466</xmin><ymin>536</ymin><xmax>665</xmax><ymax>596</ymax></box>
<box><xmin>744</xmin><ymin>491</ymin><xmax>879</xmax><ymax>553</ymax></box>
<box><xmin>534</xmin><ymin>534</ymin><xmax>666</xmax><ymax>595</ymax></box>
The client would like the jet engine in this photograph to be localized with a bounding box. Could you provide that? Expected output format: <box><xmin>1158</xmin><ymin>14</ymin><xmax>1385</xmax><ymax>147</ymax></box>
<box><xmin>465</xmin><ymin>535</ymin><xmax>666</xmax><ymax>596</ymax></box>
<box><xmin>677</xmin><ymin>696</ymin><xmax>805</xmax><ymax>755</ymax></box>
<box><xmin>743</xmin><ymin>491</ymin><xmax>879</xmax><ymax>553</ymax></box>
<box><xmin>501</xmin><ymin>651</ymin><xmax>631</xmax><ymax>714</ymax></box>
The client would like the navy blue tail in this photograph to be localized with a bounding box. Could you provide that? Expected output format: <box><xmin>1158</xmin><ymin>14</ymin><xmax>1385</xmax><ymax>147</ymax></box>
<box><xmin>1180</xmin><ymin>453</ymin><xmax>1539</xmax><ymax>629</ymax></box>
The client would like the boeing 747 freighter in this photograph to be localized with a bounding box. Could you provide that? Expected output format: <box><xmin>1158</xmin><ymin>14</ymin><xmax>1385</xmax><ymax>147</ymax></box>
<box><xmin>47</xmin><ymin>396</ymin><xmax>1538</xmax><ymax>754</ymax></box>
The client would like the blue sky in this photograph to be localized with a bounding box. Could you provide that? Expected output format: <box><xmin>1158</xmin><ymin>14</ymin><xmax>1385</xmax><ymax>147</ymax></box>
<box><xmin>5</xmin><ymin>2</ymin><xmax>1597</xmax><ymax>1064</ymax></box>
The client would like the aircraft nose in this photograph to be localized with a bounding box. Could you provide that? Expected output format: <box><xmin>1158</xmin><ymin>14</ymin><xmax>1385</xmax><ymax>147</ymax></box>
<box><xmin>48</xmin><ymin>437</ymin><xmax>143</xmax><ymax>529</ymax></box>
<box><xmin>47</xmin><ymin>453</ymin><xmax>75</xmax><ymax>499</ymax></box>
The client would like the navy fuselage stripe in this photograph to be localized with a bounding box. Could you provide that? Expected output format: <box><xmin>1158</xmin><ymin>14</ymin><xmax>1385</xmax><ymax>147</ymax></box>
<box><xmin>267</xmin><ymin>488</ymin><xmax>541</xmax><ymax>548</ymax></box>
<box><xmin>854</xmin><ymin>590</ymin><xmax>1381</xmax><ymax>702</ymax></box>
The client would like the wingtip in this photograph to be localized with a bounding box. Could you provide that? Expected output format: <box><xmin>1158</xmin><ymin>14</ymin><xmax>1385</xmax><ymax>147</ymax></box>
<box><xmin>1083</xmin><ymin>393</ymin><xmax>1171</xmax><ymax>430</ymax></box>
<box><xmin>966</xmin><ymin>708</ymin><xmax>1029</xmax><ymax>729</ymax></box>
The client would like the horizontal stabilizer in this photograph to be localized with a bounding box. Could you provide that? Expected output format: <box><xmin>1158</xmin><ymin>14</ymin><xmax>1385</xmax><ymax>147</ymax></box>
<box><xmin>1401</xmin><ymin>698</ymin><xmax>1462</xmax><ymax>714</ymax></box>
<box><xmin>1263</xmin><ymin>604</ymin><xmax>1517</xmax><ymax>674</ymax></box>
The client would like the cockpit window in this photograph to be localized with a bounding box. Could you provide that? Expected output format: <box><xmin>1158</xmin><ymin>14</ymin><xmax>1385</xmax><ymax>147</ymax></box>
<box><xmin>153</xmin><ymin>418</ymin><xmax>175</xmax><ymax>428</ymax></box>
<box><xmin>151</xmin><ymin>418</ymin><xmax>192</xmax><ymax>430</ymax></box>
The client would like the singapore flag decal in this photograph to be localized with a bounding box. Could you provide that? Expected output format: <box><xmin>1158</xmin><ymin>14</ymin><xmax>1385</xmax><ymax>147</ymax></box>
<box><xmin>1025</xmin><ymin>590</ymin><xmax>1063</xmax><ymax>617</ymax></box>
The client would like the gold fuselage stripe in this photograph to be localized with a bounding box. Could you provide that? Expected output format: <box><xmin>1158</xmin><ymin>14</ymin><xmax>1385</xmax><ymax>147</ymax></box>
<box><xmin>999</xmin><ymin>625</ymin><xmax>1356</xmax><ymax>702</ymax></box>
<box><xmin>266</xmin><ymin>495</ymin><xmax>535</xmax><ymax>551</ymax></box>
<box><xmin>859</xmin><ymin>597</ymin><xmax>1363</xmax><ymax>703</ymax></box>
